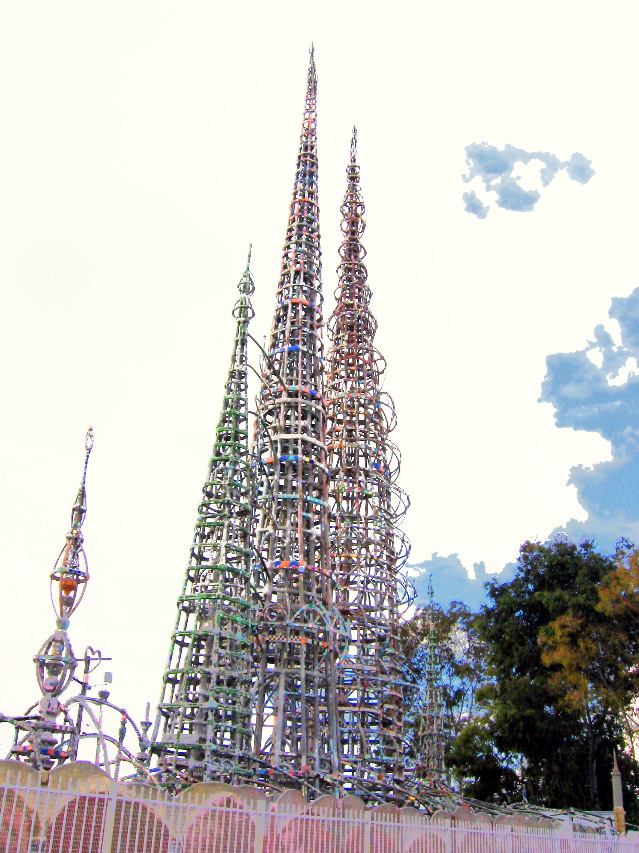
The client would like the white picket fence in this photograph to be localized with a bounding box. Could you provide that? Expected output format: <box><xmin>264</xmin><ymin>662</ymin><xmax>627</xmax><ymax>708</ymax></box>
<box><xmin>1</xmin><ymin>777</ymin><xmax>638</xmax><ymax>853</ymax></box>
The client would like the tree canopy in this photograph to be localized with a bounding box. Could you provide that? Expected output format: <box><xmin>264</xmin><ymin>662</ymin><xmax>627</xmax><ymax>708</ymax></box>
<box><xmin>405</xmin><ymin>538</ymin><xmax>639</xmax><ymax>817</ymax></box>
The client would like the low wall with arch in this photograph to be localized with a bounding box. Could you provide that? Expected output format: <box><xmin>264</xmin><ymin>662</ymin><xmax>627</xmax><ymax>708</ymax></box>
<box><xmin>0</xmin><ymin>761</ymin><xmax>636</xmax><ymax>853</ymax></box>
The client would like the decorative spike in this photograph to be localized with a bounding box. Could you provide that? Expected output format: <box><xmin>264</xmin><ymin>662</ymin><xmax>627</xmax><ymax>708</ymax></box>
<box><xmin>13</xmin><ymin>429</ymin><xmax>94</xmax><ymax>770</ymax></box>
<box><xmin>308</xmin><ymin>43</ymin><xmax>317</xmax><ymax>91</ymax></box>
<box><xmin>252</xmin><ymin>49</ymin><xmax>347</xmax><ymax>790</ymax></box>
<box><xmin>151</xmin><ymin>258</ymin><xmax>256</xmax><ymax>784</ymax></box>
<box><xmin>50</xmin><ymin>427</ymin><xmax>93</xmax><ymax>623</ymax></box>
<box><xmin>325</xmin><ymin>133</ymin><xmax>414</xmax><ymax>798</ymax></box>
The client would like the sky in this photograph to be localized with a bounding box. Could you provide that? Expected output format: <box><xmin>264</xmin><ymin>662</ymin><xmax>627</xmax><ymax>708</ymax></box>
<box><xmin>1</xmin><ymin>1</ymin><xmax>638</xmax><ymax>749</ymax></box>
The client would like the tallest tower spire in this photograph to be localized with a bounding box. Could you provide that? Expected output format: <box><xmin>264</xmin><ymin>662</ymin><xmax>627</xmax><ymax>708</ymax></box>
<box><xmin>253</xmin><ymin>48</ymin><xmax>346</xmax><ymax>791</ymax></box>
<box><xmin>280</xmin><ymin>43</ymin><xmax>319</xmax><ymax>286</ymax></box>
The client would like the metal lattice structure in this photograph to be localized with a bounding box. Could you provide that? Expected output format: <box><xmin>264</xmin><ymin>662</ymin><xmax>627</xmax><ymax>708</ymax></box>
<box><xmin>10</xmin><ymin>429</ymin><xmax>94</xmax><ymax>770</ymax></box>
<box><xmin>252</xmin><ymin>47</ymin><xmax>348</xmax><ymax>791</ymax></box>
<box><xmin>0</xmin><ymin>52</ymin><xmax>447</xmax><ymax>804</ymax></box>
<box><xmin>325</xmin><ymin>129</ymin><xmax>413</xmax><ymax>798</ymax></box>
<box><xmin>414</xmin><ymin>577</ymin><xmax>446</xmax><ymax>782</ymax></box>
<box><xmin>151</xmin><ymin>257</ymin><xmax>256</xmax><ymax>784</ymax></box>
<box><xmin>4</xmin><ymin>430</ymin><xmax>158</xmax><ymax>779</ymax></box>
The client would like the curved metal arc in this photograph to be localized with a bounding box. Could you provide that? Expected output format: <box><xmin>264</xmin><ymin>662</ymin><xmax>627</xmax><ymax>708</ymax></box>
<box><xmin>65</xmin><ymin>695</ymin><xmax>147</xmax><ymax>746</ymax></box>
<box><xmin>247</xmin><ymin>332</ymin><xmax>287</xmax><ymax>387</ymax></box>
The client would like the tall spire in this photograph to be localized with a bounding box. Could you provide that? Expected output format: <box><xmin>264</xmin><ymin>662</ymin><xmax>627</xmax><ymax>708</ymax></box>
<box><xmin>13</xmin><ymin>428</ymin><xmax>93</xmax><ymax>769</ymax></box>
<box><xmin>151</xmin><ymin>256</ymin><xmax>256</xmax><ymax>784</ymax></box>
<box><xmin>326</xmin><ymin>130</ymin><xmax>413</xmax><ymax>798</ymax></box>
<box><xmin>252</xmin><ymin>48</ymin><xmax>347</xmax><ymax>791</ymax></box>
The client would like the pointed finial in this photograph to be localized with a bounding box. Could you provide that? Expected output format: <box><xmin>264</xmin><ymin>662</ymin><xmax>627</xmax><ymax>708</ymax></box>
<box><xmin>236</xmin><ymin>251</ymin><xmax>256</xmax><ymax>302</ymax></box>
<box><xmin>52</xmin><ymin>428</ymin><xmax>94</xmax><ymax>620</ymax></box>
<box><xmin>80</xmin><ymin>425</ymin><xmax>93</xmax><ymax>487</ymax></box>
<box><xmin>307</xmin><ymin>44</ymin><xmax>317</xmax><ymax>92</ymax></box>
<box><xmin>70</xmin><ymin>427</ymin><xmax>93</xmax><ymax>531</ymax></box>
<box><xmin>350</xmin><ymin>126</ymin><xmax>358</xmax><ymax>163</ymax></box>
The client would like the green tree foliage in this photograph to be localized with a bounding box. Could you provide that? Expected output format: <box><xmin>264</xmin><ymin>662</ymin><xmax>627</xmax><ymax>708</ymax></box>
<box><xmin>476</xmin><ymin>538</ymin><xmax>639</xmax><ymax>815</ymax></box>
<box><xmin>445</xmin><ymin>720</ymin><xmax>521</xmax><ymax>803</ymax></box>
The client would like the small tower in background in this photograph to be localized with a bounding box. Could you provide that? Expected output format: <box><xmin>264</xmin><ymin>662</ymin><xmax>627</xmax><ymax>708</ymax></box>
<box><xmin>151</xmin><ymin>257</ymin><xmax>256</xmax><ymax>784</ymax></box>
<box><xmin>325</xmin><ymin>130</ymin><xmax>413</xmax><ymax>798</ymax></box>
<box><xmin>418</xmin><ymin>576</ymin><xmax>446</xmax><ymax>782</ymax></box>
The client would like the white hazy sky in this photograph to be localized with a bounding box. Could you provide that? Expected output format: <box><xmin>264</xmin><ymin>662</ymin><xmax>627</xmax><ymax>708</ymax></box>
<box><xmin>1</xmin><ymin>1</ymin><xmax>637</xmax><ymax>744</ymax></box>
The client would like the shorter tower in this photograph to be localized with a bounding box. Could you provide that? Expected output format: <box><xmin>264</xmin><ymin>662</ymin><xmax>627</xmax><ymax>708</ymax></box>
<box><xmin>151</xmin><ymin>257</ymin><xmax>256</xmax><ymax>784</ymax></box>
<box><xmin>326</xmin><ymin>130</ymin><xmax>413</xmax><ymax>798</ymax></box>
<box><xmin>12</xmin><ymin>428</ymin><xmax>93</xmax><ymax>770</ymax></box>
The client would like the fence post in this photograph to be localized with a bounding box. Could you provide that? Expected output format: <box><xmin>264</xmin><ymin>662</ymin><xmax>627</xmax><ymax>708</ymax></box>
<box><xmin>253</xmin><ymin>802</ymin><xmax>267</xmax><ymax>853</ymax></box>
<box><xmin>552</xmin><ymin>824</ymin><xmax>562</xmax><ymax>853</ymax></box>
<box><xmin>363</xmin><ymin>811</ymin><xmax>372</xmax><ymax>853</ymax></box>
<box><xmin>100</xmin><ymin>779</ymin><xmax>118</xmax><ymax>853</ymax></box>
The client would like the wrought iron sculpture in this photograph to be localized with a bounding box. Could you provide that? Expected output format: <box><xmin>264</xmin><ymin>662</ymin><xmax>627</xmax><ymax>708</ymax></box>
<box><xmin>150</xmin><ymin>255</ymin><xmax>256</xmax><ymax>784</ymax></box>
<box><xmin>10</xmin><ymin>428</ymin><xmax>94</xmax><ymax>769</ymax></box>
<box><xmin>4</xmin><ymin>430</ymin><xmax>156</xmax><ymax>777</ymax></box>
<box><xmin>62</xmin><ymin>647</ymin><xmax>153</xmax><ymax>778</ymax></box>
<box><xmin>252</xmin><ymin>47</ymin><xmax>348</xmax><ymax>792</ymax></box>
<box><xmin>2</xmin><ymin>52</ymin><xmax>445</xmax><ymax>804</ymax></box>
<box><xmin>326</xmin><ymin>129</ymin><xmax>413</xmax><ymax>798</ymax></box>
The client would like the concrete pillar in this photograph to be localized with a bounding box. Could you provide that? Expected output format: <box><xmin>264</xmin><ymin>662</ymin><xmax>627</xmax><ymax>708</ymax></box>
<box><xmin>612</xmin><ymin>752</ymin><xmax>626</xmax><ymax>835</ymax></box>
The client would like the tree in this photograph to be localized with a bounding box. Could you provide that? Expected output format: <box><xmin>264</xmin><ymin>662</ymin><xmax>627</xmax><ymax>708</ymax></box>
<box><xmin>593</xmin><ymin>544</ymin><xmax>639</xmax><ymax>759</ymax></box>
<box><xmin>477</xmin><ymin>538</ymin><xmax>639</xmax><ymax>814</ymax></box>
<box><xmin>445</xmin><ymin>719</ymin><xmax>521</xmax><ymax>803</ymax></box>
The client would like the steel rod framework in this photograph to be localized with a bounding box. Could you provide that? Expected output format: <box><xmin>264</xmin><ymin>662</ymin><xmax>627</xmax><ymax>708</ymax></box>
<box><xmin>1</xmin><ymin>52</ymin><xmax>446</xmax><ymax>802</ymax></box>
<box><xmin>326</xmin><ymin>129</ymin><xmax>413</xmax><ymax>798</ymax></box>
<box><xmin>151</xmin><ymin>257</ymin><xmax>256</xmax><ymax>784</ymax></box>
<box><xmin>252</xmin><ymin>47</ymin><xmax>347</xmax><ymax>791</ymax></box>
<box><xmin>11</xmin><ymin>429</ymin><xmax>94</xmax><ymax>770</ymax></box>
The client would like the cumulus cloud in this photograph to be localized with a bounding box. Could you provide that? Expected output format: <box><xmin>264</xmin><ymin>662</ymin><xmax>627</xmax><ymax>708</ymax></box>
<box><xmin>565</xmin><ymin>152</ymin><xmax>596</xmax><ymax>184</ymax></box>
<box><xmin>415</xmin><ymin>288</ymin><xmax>639</xmax><ymax>609</ymax></box>
<box><xmin>463</xmin><ymin>190</ymin><xmax>489</xmax><ymax>219</ymax></box>
<box><xmin>463</xmin><ymin>142</ymin><xmax>595</xmax><ymax>217</ymax></box>
<box><xmin>494</xmin><ymin>177</ymin><xmax>540</xmax><ymax>212</ymax></box>
<box><xmin>540</xmin><ymin>287</ymin><xmax>639</xmax><ymax>552</ymax></box>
